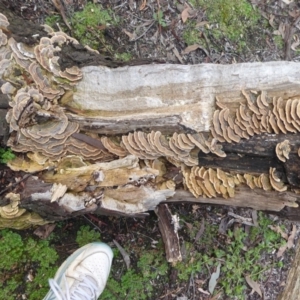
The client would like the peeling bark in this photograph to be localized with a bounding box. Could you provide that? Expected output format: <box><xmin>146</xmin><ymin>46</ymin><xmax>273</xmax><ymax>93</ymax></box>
<box><xmin>155</xmin><ymin>204</ymin><xmax>182</xmax><ymax>263</ymax></box>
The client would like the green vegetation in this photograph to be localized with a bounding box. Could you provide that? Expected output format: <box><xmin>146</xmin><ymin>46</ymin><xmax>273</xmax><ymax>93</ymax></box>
<box><xmin>273</xmin><ymin>35</ymin><xmax>284</xmax><ymax>49</ymax></box>
<box><xmin>76</xmin><ymin>225</ymin><xmax>101</xmax><ymax>247</ymax></box>
<box><xmin>184</xmin><ymin>0</ymin><xmax>263</xmax><ymax>50</ymax></box>
<box><xmin>70</xmin><ymin>3</ymin><xmax>118</xmax><ymax>50</ymax></box>
<box><xmin>0</xmin><ymin>147</ymin><xmax>15</xmax><ymax>164</ymax></box>
<box><xmin>153</xmin><ymin>10</ymin><xmax>167</xmax><ymax>28</ymax></box>
<box><xmin>114</xmin><ymin>52</ymin><xmax>132</xmax><ymax>62</ymax></box>
<box><xmin>101</xmin><ymin>242</ymin><xmax>168</xmax><ymax>300</ymax></box>
<box><xmin>183</xmin><ymin>21</ymin><xmax>201</xmax><ymax>45</ymax></box>
<box><xmin>0</xmin><ymin>212</ymin><xmax>289</xmax><ymax>300</ymax></box>
<box><xmin>46</xmin><ymin>3</ymin><xmax>118</xmax><ymax>50</ymax></box>
<box><xmin>0</xmin><ymin>229</ymin><xmax>58</xmax><ymax>300</ymax></box>
<box><xmin>175</xmin><ymin>212</ymin><xmax>286</xmax><ymax>299</ymax></box>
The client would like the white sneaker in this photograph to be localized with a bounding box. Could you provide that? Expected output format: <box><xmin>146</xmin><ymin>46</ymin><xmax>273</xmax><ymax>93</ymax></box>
<box><xmin>43</xmin><ymin>242</ymin><xmax>113</xmax><ymax>300</ymax></box>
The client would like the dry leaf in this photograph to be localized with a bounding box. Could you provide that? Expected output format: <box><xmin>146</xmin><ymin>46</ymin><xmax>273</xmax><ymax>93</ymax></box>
<box><xmin>268</xmin><ymin>14</ymin><xmax>276</xmax><ymax>29</ymax></box>
<box><xmin>196</xmin><ymin>21</ymin><xmax>209</xmax><ymax>28</ymax></box>
<box><xmin>182</xmin><ymin>44</ymin><xmax>199</xmax><ymax>54</ymax></box>
<box><xmin>209</xmin><ymin>292</ymin><xmax>222</xmax><ymax>300</ymax></box>
<box><xmin>139</xmin><ymin>0</ymin><xmax>147</xmax><ymax>11</ymax></box>
<box><xmin>173</xmin><ymin>47</ymin><xmax>184</xmax><ymax>64</ymax></box>
<box><xmin>277</xmin><ymin>225</ymin><xmax>296</xmax><ymax>257</ymax></box>
<box><xmin>181</xmin><ymin>7</ymin><xmax>190</xmax><ymax>23</ymax></box>
<box><xmin>282</xmin><ymin>0</ymin><xmax>294</xmax><ymax>4</ymax></box>
<box><xmin>287</xmin><ymin>224</ymin><xmax>296</xmax><ymax>248</ymax></box>
<box><xmin>289</xmin><ymin>10</ymin><xmax>300</xmax><ymax>18</ymax></box>
<box><xmin>185</xmin><ymin>221</ymin><xmax>193</xmax><ymax>230</ymax></box>
<box><xmin>123</xmin><ymin>29</ymin><xmax>137</xmax><ymax>41</ymax></box>
<box><xmin>195</xmin><ymin>218</ymin><xmax>205</xmax><ymax>242</ymax></box>
<box><xmin>208</xmin><ymin>263</ymin><xmax>221</xmax><ymax>294</ymax></box>
<box><xmin>291</xmin><ymin>35</ymin><xmax>300</xmax><ymax>51</ymax></box>
<box><xmin>279</xmin><ymin>23</ymin><xmax>286</xmax><ymax>38</ymax></box>
<box><xmin>277</xmin><ymin>243</ymin><xmax>288</xmax><ymax>257</ymax></box>
<box><xmin>192</xmin><ymin>204</ymin><xmax>200</xmax><ymax>213</ymax></box>
<box><xmin>198</xmin><ymin>287</ymin><xmax>210</xmax><ymax>295</ymax></box>
<box><xmin>34</xmin><ymin>224</ymin><xmax>56</xmax><ymax>239</ymax></box>
<box><xmin>245</xmin><ymin>275</ymin><xmax>262</xmax><ymax>298</ymax></box>
<box><xmin>113</xmin><ymin>239</ymin><xmax>131</xmax><ymax>269</ymax></box>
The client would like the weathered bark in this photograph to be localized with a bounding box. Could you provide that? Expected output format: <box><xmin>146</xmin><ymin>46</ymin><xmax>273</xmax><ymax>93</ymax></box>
<box><xmin>155</xmin><ymin>204</ymin><xmax>182</xmax><ymax>263</ymax></box>
<box><xmin>278</xmin><ymin>239</ymin><xmax>300</xmax><ymax>300</ymax></box>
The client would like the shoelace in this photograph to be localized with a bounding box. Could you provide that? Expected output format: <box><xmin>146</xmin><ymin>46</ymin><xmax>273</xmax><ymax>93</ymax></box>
<box><xmin>48</xmin><ymin>274</ymin><xmax>98</xmax><ymax>300</ymax></box>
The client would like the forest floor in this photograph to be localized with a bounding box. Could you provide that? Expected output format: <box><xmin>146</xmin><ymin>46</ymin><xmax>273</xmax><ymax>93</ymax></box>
<box><xmin>1</xmin><ymin>0</ymin><xmax>300</xmax><ymax>299</ymax></box>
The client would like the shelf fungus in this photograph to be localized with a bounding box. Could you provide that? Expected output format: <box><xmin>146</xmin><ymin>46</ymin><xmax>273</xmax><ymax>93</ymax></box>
<box><xmin>0</xmin><ymin>193</ymin><xmax>49</xmax><ymax>230</ymax></box>
<box><xmin>183</xmin><ymin>166</ymin><xmax>287</xmax><ymax>199</ymax></box>
<box><xmin>0</xmin><ymin>13</ymin><xmax>94</xmax><ymax>162</ymax></box>
<box><xmin>275</xmin><ymin>140</ymin><xmax>291</xmax><ymax>162</ymax></box>
<box><xmin>2</xmin><ymin>9</ymin><xmax>300</xmax><ymax>220</ymax></box>
<box><xmin>98</xmin><ymin>131</ymin><xmax>224</xmax><ymax>166</ymax></box>
<box><xmin>211</xmin><ymin>91</ymin><xmax>300</xmax><ymax>143</ymax></box>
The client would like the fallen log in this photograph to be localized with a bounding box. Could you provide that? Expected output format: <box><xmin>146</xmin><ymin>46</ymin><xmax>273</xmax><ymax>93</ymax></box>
<box><xmin>1</xmin><ymin>9</ymin><xmax>300</xmax><ymax>230</ymax></box>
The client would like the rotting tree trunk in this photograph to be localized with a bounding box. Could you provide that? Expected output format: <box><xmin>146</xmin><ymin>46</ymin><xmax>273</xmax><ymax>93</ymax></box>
<box><xmin>2</xmin><ymin>6</ymin><xmax>300</xmax><ymax>230</ymax></box>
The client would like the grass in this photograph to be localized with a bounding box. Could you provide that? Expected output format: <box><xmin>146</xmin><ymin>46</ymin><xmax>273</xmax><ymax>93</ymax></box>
<box><xmin>183</xmin><ymin>20</ymin><xmax>202</xmax><ymax>45</ymax></box>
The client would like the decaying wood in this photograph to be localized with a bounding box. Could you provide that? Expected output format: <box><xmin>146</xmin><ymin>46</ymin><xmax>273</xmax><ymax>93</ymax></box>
<box><xmin>2</xmin><ymin>7</ymin><xmax>300</xmax><ymax>229</ymax></box>
<box><xmin>155</xmin><ymin>204</ymin><xmax>182</xmax><ymax>263</ymax></box>
<box><xmin>278</xmin><ymin>239</ymin><xmax>300</xmax><ymax>300</ymax></box>
<box><xmin>66</xmin><ymin>62</ymin><xmax>300</xmax><ymax>134</ymax></box>
<box><xmin>168</xmin><ymin>188</ymin><xmax>298</xmax><ymax>212</ymax></box>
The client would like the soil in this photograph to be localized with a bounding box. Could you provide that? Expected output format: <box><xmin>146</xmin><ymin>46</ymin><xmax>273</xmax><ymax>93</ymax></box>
<box><xmin>1</xmin><ymin>0</ymin><xmax>300</xmax><ymax>299</ymax></box>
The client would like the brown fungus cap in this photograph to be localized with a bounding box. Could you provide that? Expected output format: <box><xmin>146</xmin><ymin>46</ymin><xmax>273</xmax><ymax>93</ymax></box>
<box><xmin>275</xmin><ymin>140</ymin><xmax>291</xmax><ymax>162</ymax></box>
<box><xmin>153</xmin><ymin>132</ymin><xmax>175</xmax><ymax>157</ymax></box>
<box><xmin>101</xmin><ymin>136</ymin><xmax>127</xmax><ymax>157</ymax></box>
<box><xmin>187</xmin><ymin>133</ymin><xmax>210</xmax><ymax>153</ymax></box>
<box><xmin>208</xmin><ymin>138</ymin><xmax>226</xmax><ymax>157</ymax></box>
<box><xmin>0</xmin><ymin>29</ymin><xmax>7</xmax><ymax>47</ymax></box>
<box><xmin>269</xmin><ymin>167</ymin><xmax>287</xmax><ymax>192</ymax></box>
<box><xmin>0</xmin><ymin>13</ymin><xmax>9</xmax><ymax>28</ymax></box>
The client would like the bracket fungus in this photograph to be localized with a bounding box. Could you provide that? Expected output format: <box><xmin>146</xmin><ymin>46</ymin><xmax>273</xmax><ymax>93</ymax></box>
<box><xmin>275</xmin><ymin>140</ymin><xmax>291</xmax><ymax>162</ymax></box>
<box><xmin>0</xmin><ymin>193</ymin><xmax>49</xmax><ymax>229</ymax></box>
<box><xmin>1</xmin><ymin>9</ymin><xmax>300</xmax><ymax>222</ymax></box>
<box><xmin>211</xmin><ymin>91</ymin><xmax>300</xmax><ymax>144</ymax></box>
<box><xmin>182</xmin><ymin>166</ymin><xmax>288</xmax><ymax>199</ymax></box>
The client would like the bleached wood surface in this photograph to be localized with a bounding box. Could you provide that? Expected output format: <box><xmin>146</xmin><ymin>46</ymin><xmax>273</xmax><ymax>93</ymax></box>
<box><xmin>68</xmin><ymin>62</ymin><xmax>300</xmax><ymax>134</ymax></box>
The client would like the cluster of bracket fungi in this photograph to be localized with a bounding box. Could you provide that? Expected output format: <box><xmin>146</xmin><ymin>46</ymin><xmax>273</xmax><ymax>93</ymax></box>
<box><xmin>183</xmin><ymin>166</ymin><xmax>287</xmax><ymax>199</ymax></box>
<box><xmin>0</xmin><ymin>12</ymin><xmax>297</xmax><ymax>210</ymax></box>
<box><xmin>211</xmin><ymin>90</ymin><xmax>300</xmax><ymax>143</ymax></box>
